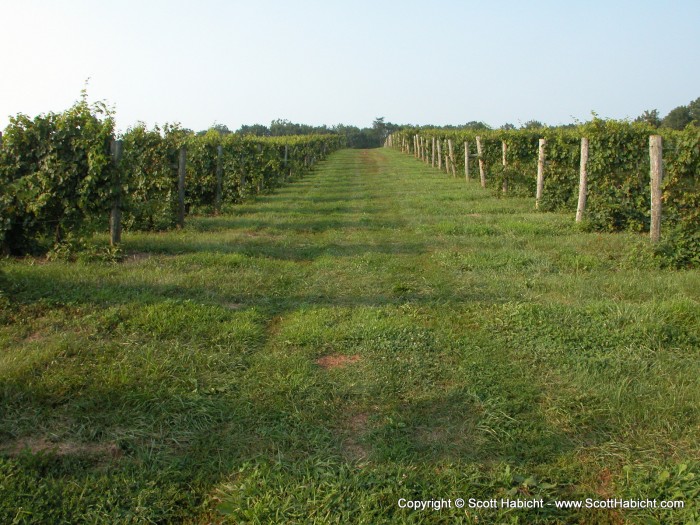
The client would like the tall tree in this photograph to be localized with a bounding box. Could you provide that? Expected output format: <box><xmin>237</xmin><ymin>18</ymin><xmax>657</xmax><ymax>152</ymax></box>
<box><xmin>634</xmin><ymin>109</ymin><xmax>661</xmax><ymax>128</ymax></box>
<box><xmin>688</xmin><ymin>97</ymin><xmax>700</xmax><ymax>123</ymax></box>
<box><xmin>372</xmin><ymin>117</ymin><xmax>387</xmax><ymax>147</ymax></box>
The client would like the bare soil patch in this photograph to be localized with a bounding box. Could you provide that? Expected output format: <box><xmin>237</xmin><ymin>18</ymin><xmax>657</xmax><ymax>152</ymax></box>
<box><xmin>316</xmin><ymin>354</ymin><xmax>361</xmax><ymax>370</ymax></box>
<box><xmin>24</xmin><ymin>331</ymin><xmax>45</xmax><ymax>343</ymax></box>
<box><xmin>2</xmin><ymin>437</ymin><xmax>122</xmax><ymax>460</ymax></box>
<box><xmin>342</xmin><ymin>413</ymin><xmax>370</xmax><ymax>461</ymax></box>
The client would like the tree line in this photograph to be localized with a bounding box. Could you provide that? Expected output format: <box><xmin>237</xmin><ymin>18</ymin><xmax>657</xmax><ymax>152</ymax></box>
<box><xmin>197</xmin><ymin>118</ymin><xmax>401</xmax><ymax>149</ymax></box>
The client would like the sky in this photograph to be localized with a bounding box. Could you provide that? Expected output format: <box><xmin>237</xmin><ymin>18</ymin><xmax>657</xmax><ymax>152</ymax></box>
<box><xmin>1</xmin><ymin>0</ymin><xmax>698</xmax><ymax>133</ymax></box>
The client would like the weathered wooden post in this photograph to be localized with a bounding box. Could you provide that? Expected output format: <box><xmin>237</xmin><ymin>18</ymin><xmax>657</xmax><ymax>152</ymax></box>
<box><xmin>501</xmin><ymin>141</ymin><xmax>508</xmax><ymax>193</ymax></box>
<box><xmin>536</xmin><ymin>138</ymin><xmax>546</xmax><ymax>209</ymax></box>
<box><xmin>437</xmin><ymin>140</ymin><xmax>443</xmax><ymax>170</ymax></box>
<box><xmin>464</xmin><ymin>141</ymin><xmax>470</xmax><ymax>182</ymax></box>
<box><xmin>110</xmin><ymin>139</ymin><xmax>123</xmax><ymax>245</ymax></box>
<box><xmin>476</xmin><ymin>136</ymin><xmax>486</xmax><ymax>188</ymax></box>
<box><xmin>178</xmin><ymin>146</ymin><xmax>186</xmax><ymax>228</ymax></box>
<box><xmin>650</xmin><ymin>135</ymin><xmax>663</xmax><ymax>242</ymax></box>
<box><xmin>448</xmin><ymin>139</ymin><xmax>456</xmax><ymax>177</ymax></box>
<box><xmin>432</xmin><ymin>137</ymin><xmax>436</xmax><ymax>167</ymax></box>
<box><xmin>575</xmin><ymin>138</ymin><xmax>588</xmax><ymax>222</ymax></box>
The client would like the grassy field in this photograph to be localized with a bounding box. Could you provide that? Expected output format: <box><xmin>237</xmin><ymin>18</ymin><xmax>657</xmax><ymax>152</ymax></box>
<box><xmin>1</xmin><ymin>148</ymin><xmax>698</xmax><ymax>524</ymax></box>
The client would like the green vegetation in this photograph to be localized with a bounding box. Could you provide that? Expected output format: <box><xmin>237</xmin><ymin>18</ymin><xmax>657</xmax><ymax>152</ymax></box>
<box><xmin>392</xmin><ymin>121</ymin><xmax>700</xmax><ymax>267</ymax></box>
<box><xmin>232</xmin><ymin>117</ymin><xmax>399</xmax><ymax>149</ymax></box>
<box><xmin>0</xmin><ymin>98</ymin><xmax>342</xmax><ymax>255</ymax></box>
<box><xmin>1</xmin><ymin>149</ymin><xmax>699</xmax><ymax>524</ymax></box>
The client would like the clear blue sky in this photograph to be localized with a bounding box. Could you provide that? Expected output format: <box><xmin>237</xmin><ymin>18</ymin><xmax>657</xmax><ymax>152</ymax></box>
<box><xmin>1</xmin><ymin>0</ymin><xmax>698</xmax><ymax>133</ymax></box>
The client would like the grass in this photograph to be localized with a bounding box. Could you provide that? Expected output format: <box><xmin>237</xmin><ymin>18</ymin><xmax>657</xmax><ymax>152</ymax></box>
<box><xmin>0</xmin><ymin>148</ymin><xmax>698</xmax><ymax>524</ymax></box>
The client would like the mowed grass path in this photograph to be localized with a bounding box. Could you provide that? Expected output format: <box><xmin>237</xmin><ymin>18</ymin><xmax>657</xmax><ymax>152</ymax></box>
<box><xmin>1</xmin><ymin>149</ymin><xmax>699</xmax><ymax>524</ymax></box>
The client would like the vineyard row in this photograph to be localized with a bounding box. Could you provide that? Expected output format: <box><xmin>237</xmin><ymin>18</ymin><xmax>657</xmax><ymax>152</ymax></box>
<box><xmin>0</xmin><ymin>100</ymin><xmax>343</xmax><ymax>255</ymax></box>
<box><xmin>386</xmin><ymin>121</ymin><xmax>699</xmax><ymax>267</ymax></box>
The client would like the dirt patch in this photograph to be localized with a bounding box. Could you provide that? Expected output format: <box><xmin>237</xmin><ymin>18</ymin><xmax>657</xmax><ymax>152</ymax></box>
<box><xmin>415</xmin><ymin>426</ymin><xmax>448</xmax><ymax>445</ymax></box>
<box><xmin>24</xmin><ymin>331</ymin><xmax>44</xmax><ymax>343</ymax></box>
<box><xmin>316</xmin><ymin>354</ymin><xmax>361</xmax><ymax>370</ymax></box>
<box><xmin>465</xmin><ymin>213</ymin><xmax>482</xmax><ymax>217</ymax></box>
<box><xmin>595</xmin><ymin>468</ymin><xmax>614</xmax><ymax>498</ymax></box>
<box><xmin>3</xmin><ymin>437</ymin><xmax>122</xmax><ymax>460</ymax></box>
<box><xmin>342</xmin><ymin>413</ymin><xmax>370</xmax><ymax>461</ymax></box>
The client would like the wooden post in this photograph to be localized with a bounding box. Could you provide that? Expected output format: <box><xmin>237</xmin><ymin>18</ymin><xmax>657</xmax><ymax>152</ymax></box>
<box><xmin>283</xmin><ymin>144</ymin><xmax>289</xmax><ymax>180</ymax></box>
<box><xmin>575</xmin><ymin>138</ymin><xmax>588</xmax><ymax>221</ymax></box>
<box><xmin>437</xmin><ymin>140</ymin><xmax>442</xmax><ymax>170</ymax></box>
<box><xmin>650</xmin><ymin>135</ymin><xmax>663</xmax><ymax>242</ymax></box>
<box><xmin>476</xmin><ymin>136</ymin><xmax>486</xmax><ymax>188</ymax></box>
<box><xmin>110</xmin><ymin>139</ymin><xmax>123</xmax><ymax>246</ymax></box>
<box><xmin>536</xmin><ymin>138</ymin><xmax>546</xmax><ymax>209</ymax></box>
<box><xmin>448</xmin><ymin>139</ymin><xmax>456</xmax><ymax>177</ymax></box>
<box><xmin>178</xmin><ymin>146</ymin><xmax>186</xmax><ymax>228</ymax></box>
<box><xmin>215</xmin><ymin>145</ymin><xmax>223</xmax><ymax>214</ymax></box>
<box><xmin>501</xmin><ymin>141</ymin><xmax>508</xmax><ymax>193</ymax></box>
<box><xmin>464</xmin><ymin>141</ymin><xmax>469</xmax><ymax>182</ymax></box>
<box><xmin>432</xmin><ymin>137</ymin><xmax>436</xmax><ymax>167</ymax></box>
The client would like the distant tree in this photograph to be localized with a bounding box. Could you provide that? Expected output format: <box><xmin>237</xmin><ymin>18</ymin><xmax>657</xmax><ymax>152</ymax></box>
<box><xmin>688</xmin><ymin>97</ymin><xmax>700</xmax><ymax>123</ymax></box>
<box><xmin>662</xmin><ymin>106</ymin><xmax>692</xmax><ymax>130</ymax></box>
<box><xmin>237</xmin><ymin>124</ymin><xmax>270</xmax><ymax>136</ymax></box>
<box><xmin>268</xmin><ymin>119</ymin><xmax>333</xmax><ymax>136</ymax></box>
<box><xmin>210</xmin><ymin>123</ymin><xmax>232</xmax><ymax>135</ymax></box>
<box><xmin>334</xmin><ymin>124</ymin><xmax>375</xmax><ymax>148</ymax></box>
<box><xmin>500</xmin><ymin>123</ymin><xmax>516</xmax><ymax>130</ymax></box>
<box><xmin>372</xmin><ymin>117</ymin><xmax>387</xmax><ymax>146</ymax></box>
<box><xmin>462</xmin><ymin>121</ymin><xmax>491</xmax><ymax>131</ymax></box>
<box><xmin>198</xmin><ymin>123</ymin><xmax>232</xmax><ymax>136</ymax></box>
<box><xmin>521</xmin><ymin>120</ymin><xmax>545</xmax><ymax>129</ymax></box>
<box><xmin>634</xmin><ymin>109</ymin><xmax>661</xmax><ymax>127</ymax></box>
